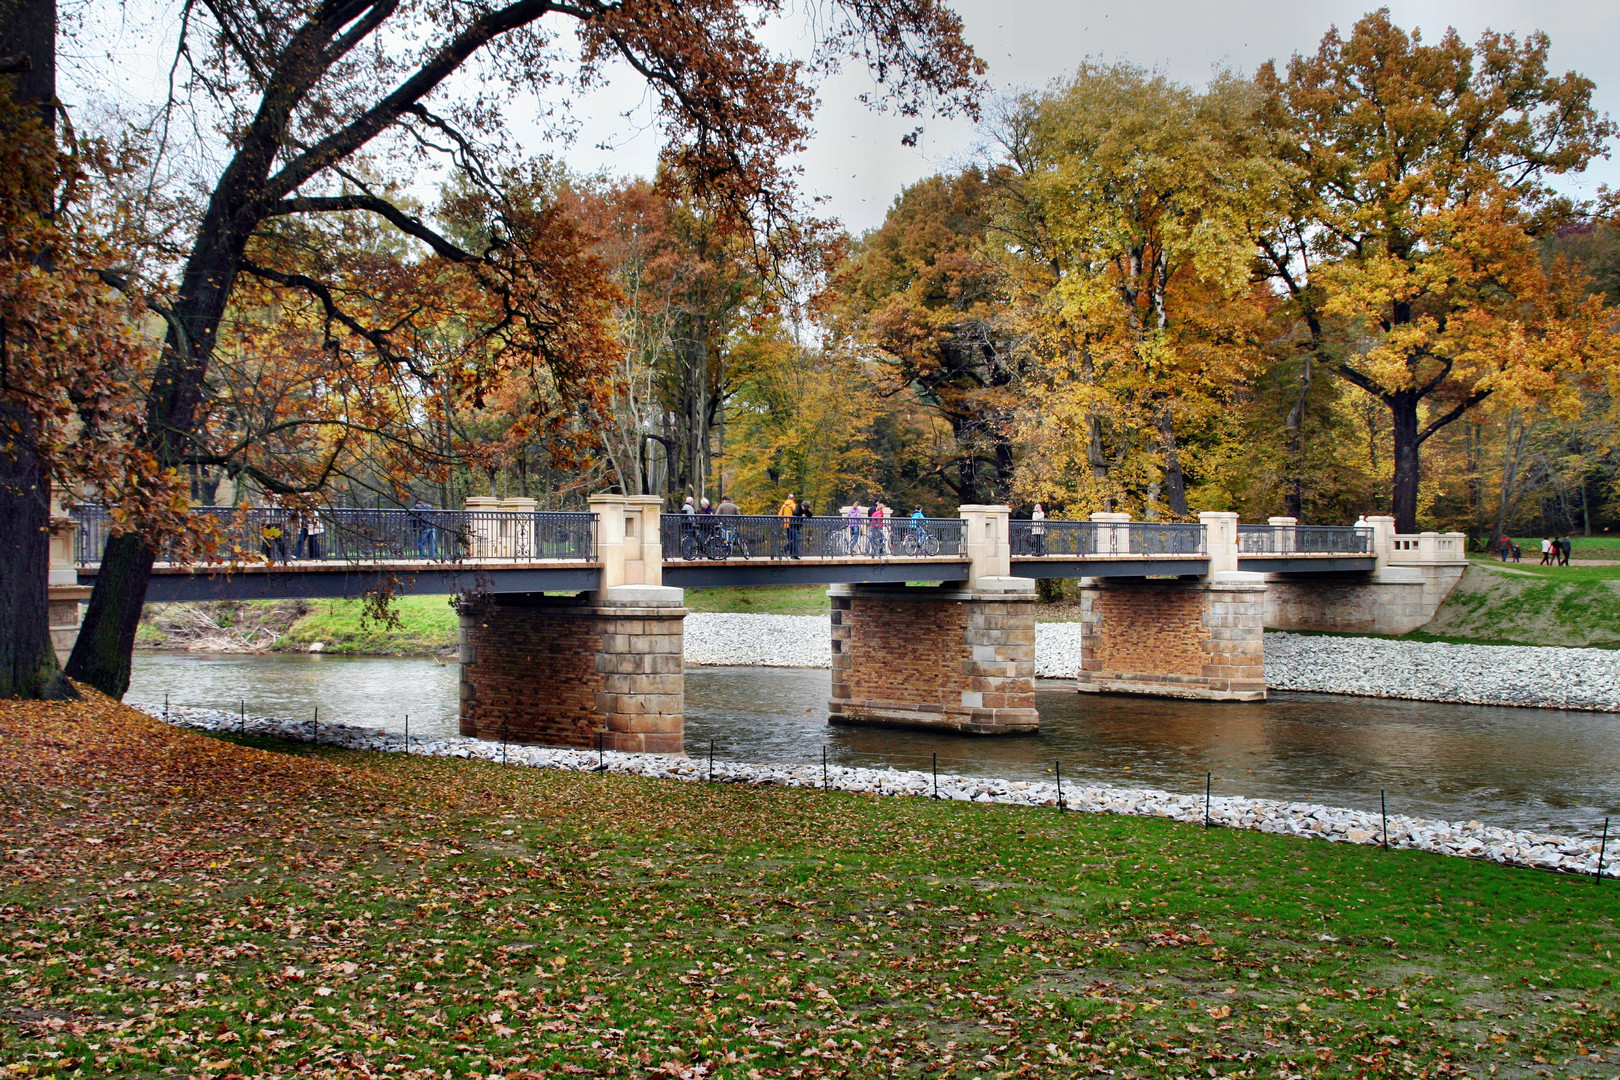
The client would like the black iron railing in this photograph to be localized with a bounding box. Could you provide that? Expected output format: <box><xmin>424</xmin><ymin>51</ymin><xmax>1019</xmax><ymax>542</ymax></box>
<box><xmin>1010</xmin><ymin>519</ymin><xmax>1206</xmax><ymax>557</ymax></box>
<box><xmin>72</xmin><ymin>506</ymin><xmax>596</xmax><ymax>566</ymax></box>
<box><xmin>661</xmin><ymin>514</ymin><xmax>966</xmax><ymax>561</ymax></box>
<box><xmin>1237</xmin><ymin>524</ymin><xmax>1372</xmax><ymax>555</ymax></box>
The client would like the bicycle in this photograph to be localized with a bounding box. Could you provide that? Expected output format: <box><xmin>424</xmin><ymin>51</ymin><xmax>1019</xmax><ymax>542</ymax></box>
<box><xmin>704</xmin><ymin>525</ymin><xmax>750</xmax><ymax>560</ymax></box>
<box><xmin>902</xmin><ymin>526</ymin><xmax>940</xmax><ymax>557</ymax></box>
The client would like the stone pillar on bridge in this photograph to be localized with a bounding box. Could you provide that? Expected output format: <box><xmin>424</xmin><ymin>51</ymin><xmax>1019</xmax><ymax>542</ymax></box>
<box><xmin>1074</xmin><ymin>510</ymin><xmax>1267</xmax><ymax>702</ymax></box>
<box><xmin>458</xmin><ymin>492</ymin><xmax>687</xmax><ymax>754</ymax></box>
<box><xmin>48</xmin><ymin>494</ymin><xmax>89</xmax><ymax>662</ymax></box>
<box><xmin>828</xmin><ymin>505</ymin><xmax>1039</xmax><ymax>734</ymax></box>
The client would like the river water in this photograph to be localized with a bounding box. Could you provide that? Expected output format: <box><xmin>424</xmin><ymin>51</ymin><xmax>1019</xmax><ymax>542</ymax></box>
<box><xmin>128</xmin><ymin>652</ymin><xmax>1620</xmax><ymax>836</ymax></box>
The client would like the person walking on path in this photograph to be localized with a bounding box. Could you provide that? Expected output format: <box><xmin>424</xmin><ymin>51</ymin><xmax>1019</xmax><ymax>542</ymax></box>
<box><xmin>779</xmin><ymin>492</ymin><xmax>801</xmax><ymax>557</ymax></box>
<box><xmin>1540</xmin><ymin>537</ymin><xmax>1554</xmax><ymax>565</ymax></box>
<box><xmin>1560</xmin><ymin>535</ymin><xmax>1573</xmax><ymax>566</ymax></box>
<box><xmin>1497</xmin><ymin>534</ymin><xmax>1511</xmax><ymax>562</ymax></box>
<box><xmin>1031</xmin><ymin>503</ymin><xmax>1047</xmax><ymax>557</ymax></box>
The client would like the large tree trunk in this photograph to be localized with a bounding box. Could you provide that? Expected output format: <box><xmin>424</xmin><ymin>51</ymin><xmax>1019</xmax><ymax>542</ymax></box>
<box><xmin>1</xmin><ymin>0</ymin><xmax>73</xmax><ymax>700</ymax></box>
<box><xmin>1389</xmin><ymin>391</ymin><xmax>1421</xmax><ymax>533</ymax></box>
<box><xmin>0</xmin><ymin>403</ymin><xmax>73</xmax><ymax>699</ymax></box>
<box><xmin>1155</xmin><ymin>406</ymin><xmax>1188</xmax><ymax>518</ymax></box>
<box><xmin>65</xmin><ymin>532</ymin><xmax>153</xmax><ymax>698</ymax></box>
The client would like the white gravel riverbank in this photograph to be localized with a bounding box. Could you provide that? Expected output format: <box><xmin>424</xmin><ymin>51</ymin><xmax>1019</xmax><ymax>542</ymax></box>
<box><xmin>147</xmin><ymin>703</ymin><xmax>1617</xmax><ymax>880</ymax></box>
<box><xmin>685</xmin><ymin>614</ymin><xmax>1620</xmax><ymax>711</ymax></box>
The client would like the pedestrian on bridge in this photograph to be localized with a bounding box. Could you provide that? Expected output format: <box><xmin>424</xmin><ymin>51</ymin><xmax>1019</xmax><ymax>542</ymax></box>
<box><xmin>259</xmin><ymin>500</ymin><xmax>290</xmax><ymax>563</ymax></box>
<box><xmin>716</xmin><ymin>494</ymin><xmax>740</xmax><ymax>516</ymax></box>
<box><xmin>779</xmin><ymin>492</ymin><xmax>801</xmax><ymax>558</ymax></box>
<box><xmin>1031</xmin><ymin>503</ymin><xmax>1047</xmax><ymax>556</ymax></box>
<box><xmin>297</xmin><ymin>509</ymin><xmax>325</xmax><ymax>561</ymax></box>
<box><xmin>412</xmin><ymin>498</ymin><xmax>438</xmax><ymax>559</ymax></box>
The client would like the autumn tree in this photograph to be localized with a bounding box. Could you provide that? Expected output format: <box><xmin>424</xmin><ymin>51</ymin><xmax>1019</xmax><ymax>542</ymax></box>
<box><xmin>994</xmin><ymin>65</ymin><xmax>1285</xmax><ymax>518</ymax></box>
<box><xmin>1256</xmin><ymin>10</ymin><xmax>1617</xmax><ymax>532</ymax></box>
<box><xmin>2</xmin><ymin>0</ymin><xmax>159</xmax><ymax>699</ymax></box>
<box><xmin>53</xmin><ymin>0</ymin><xmax>982</xmax><ymax>698</ymax></box>
<box><xmin>831</xmin><ymin>167</ymin><xmax>1021</xmax><ymax>504</ymax></box>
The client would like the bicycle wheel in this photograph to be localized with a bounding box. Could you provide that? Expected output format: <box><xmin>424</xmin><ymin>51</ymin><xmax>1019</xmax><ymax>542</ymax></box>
<box><xmin>681</xmin><ymin>533</ymin><xmax>700</xmax><ymax>560</ymax></box>
<box><xmin>924</xmin><ymin>534</ymin><xmax>940</xmax><ymax>556</ymax></box>
<box><xmin>735</xmin><ymin>535</ymin><xmax>750</xmax><ymax>558</ymax></box>
<box><xmin>704</xmin><ymin>534</ymin><xmax>730</xmax><ymax>560</ymax></box>
<box><xmin>902</xmin><ymin>535</ymin><xmax>920</xmax><ymax>556</ymax></box>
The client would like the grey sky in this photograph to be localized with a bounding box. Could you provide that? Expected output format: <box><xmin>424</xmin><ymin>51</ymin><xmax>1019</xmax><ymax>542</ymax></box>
<box><xmin>68</xmin><ymin>0</ymin><xmax>1619</xmax><ymax>237</ymax></box>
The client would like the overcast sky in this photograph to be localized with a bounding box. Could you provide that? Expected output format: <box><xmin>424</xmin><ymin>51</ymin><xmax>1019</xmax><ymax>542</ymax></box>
<box><xmin>69</xmin><ymin>0</ymin><xmax>1620</xmax><ymax>237</ymax></box>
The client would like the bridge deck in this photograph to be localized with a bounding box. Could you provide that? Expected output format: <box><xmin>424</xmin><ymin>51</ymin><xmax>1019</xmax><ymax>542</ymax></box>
<box><xmin>79</xmin><ymin>559</ymin><xmax>602</xmax><ymax>602</ymax></box>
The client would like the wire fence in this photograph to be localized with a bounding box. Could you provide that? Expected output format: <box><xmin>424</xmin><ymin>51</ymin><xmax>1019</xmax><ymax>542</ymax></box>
<box><xmin>660</xmin><ymin>514</ymin><xmax>967</xmax><ymax>562</ymax></box>
<box><xmin>73</xmin><ymin>505</ymin><xmax>596</xmax><ymax>565</ymax></box>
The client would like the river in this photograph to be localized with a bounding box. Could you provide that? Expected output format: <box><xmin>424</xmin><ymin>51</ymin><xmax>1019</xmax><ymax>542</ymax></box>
<box><xmin>128</xmin><ymin>652</ymin><xmax>1620</xmax><ymax>836</ymax></box>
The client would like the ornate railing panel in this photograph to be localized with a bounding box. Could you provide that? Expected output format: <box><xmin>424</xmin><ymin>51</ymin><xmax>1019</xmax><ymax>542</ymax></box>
<box><xmin>661</xmin><ymin>514</ymin><xmax>966</xmax><ymax>561</ymax></box>
<box><xmin>72</xmin><ymin>506</ymin><xmax>596</xmax><ymax>566</ymax></box>
<box><xmin>1010</xmin><ymin>520</ymin><xmax>1206</xmax><ymax>557</ymax></box>
<box><xmin>1237</xmin><ymin>524</ymin><xmax>1372</xmax><ymax>555</ymax></box>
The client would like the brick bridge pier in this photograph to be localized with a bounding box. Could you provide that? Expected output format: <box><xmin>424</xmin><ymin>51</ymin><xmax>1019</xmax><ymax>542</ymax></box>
<box><xmin>457</xmin><ymin>495</ymin><xmax>689</xmax><ymax>753</ymax></box>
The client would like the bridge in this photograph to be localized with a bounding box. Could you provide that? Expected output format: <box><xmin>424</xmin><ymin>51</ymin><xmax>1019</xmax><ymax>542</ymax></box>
<box><xmin>57</xmin><ymin>496</ymin><xmax>1468</xmax><ymax>753</ymax></box>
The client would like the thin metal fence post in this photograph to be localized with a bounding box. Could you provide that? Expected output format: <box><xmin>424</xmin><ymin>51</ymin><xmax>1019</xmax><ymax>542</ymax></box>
<box><xmin>164</xmin><ymin>693</ymin><xmax>169</xmax><ymax>722</ymax></box>
<box><xmin>1055</xmin><ymin>761</ymin><xmax>1064</xmax><ymax>813</ymax></box>
<box><xmin>1381</xmin><ymin>790</ymin><xmax>1389</xmax><ymax>851</ymax></box>
<box><xmin>404</xmin><ymin>713</ymin><xmax>409</xmax><ymax>753</ymax></box>
<box><xmin>597</xmin><ymin>731</ymin><xmax>605</xmax><ymax>772</ymax></box>
<box><xmin>501</xmin><ymin>723</ymin><xmax>508</xmax><ymax>766</ymax></box>
<box><xmin>932</xmin><ymin>753</ymin><xmax>939</xmax><ymax>800</ymax></box>
<box><xmin>1204</xmin><ymin>772</ymin><xmax>1211</xmax><ymax>829</ymax></box>
<box><xmin>240</xmin><ymin>699</ymin><xmax>245</xmax><ymax>735</ymax></box>
<box><xmin>1598</xmin><ymin>817</ymin><xmax>1610</xmax><ymax>886</ymax></box>
<box><xmin>313</xmin><ymin>706</ymin><xmax>318</xmax><ymax>745</ymax></box>
<box><xmin>709</xmin><ymin>739</ymin><xmax>715</xmax><ymax>783</ymax></box>
<box><xmin>822</xmin><ymin>747</ymin><xmax>829</xmax><ymax>792</ymax></box>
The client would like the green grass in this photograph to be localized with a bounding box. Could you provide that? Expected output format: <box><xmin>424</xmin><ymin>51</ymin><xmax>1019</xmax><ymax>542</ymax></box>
<box><xmin>278</xmin><ymin>594</ymin><xmax>461</xmax><ymax>655</ymax></box>
<box><xmin>682</xmin><ymin>585</ymin><xmax>832</xmax><ymax>615</ymax></box>
<box><xmin>1510</xmin><ymin>536</ymin><xmax>1620</xmax><ymax>560</ymax></box>
<box><xmin>4</xmin><ymin>697</ymin><xmax>1619</xmax><ymax>1079</ymax></box>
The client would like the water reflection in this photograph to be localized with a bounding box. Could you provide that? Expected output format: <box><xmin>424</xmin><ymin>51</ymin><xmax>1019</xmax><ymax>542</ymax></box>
<box><xmin>128</xmin><ymin>653</ymin><xmax>1620</xmax><ymax>836</ymax></box>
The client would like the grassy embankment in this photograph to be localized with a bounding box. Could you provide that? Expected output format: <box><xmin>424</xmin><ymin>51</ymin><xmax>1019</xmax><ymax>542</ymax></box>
<box><xmin>3</xmin><ymin>693</ymin><xmax>1618</xmax><ymax>1079</ymax></box>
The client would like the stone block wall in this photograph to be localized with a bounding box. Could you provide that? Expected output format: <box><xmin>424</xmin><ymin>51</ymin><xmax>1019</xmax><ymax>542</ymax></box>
<box><xmin>1264</xmin><ymin>565</ymin><xmax>1465</xmax><ymax>636</ymax></box>
<box><xmin>1077</xmin><ymin>577</ymin><xmax>1266</xmax><ymax>701</ymax></box>
<box><xmin>829</xmin><ymin>584</ymin><xmax>1037</xmax><ymax>733</ymax></box>
<box><xmin>459</xmin><ymin>594</ymin><xmax>686</xmax><ymax>754</ymax></box>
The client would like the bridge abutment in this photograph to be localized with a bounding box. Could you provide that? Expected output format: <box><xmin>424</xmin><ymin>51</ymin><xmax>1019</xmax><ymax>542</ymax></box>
<box><xmin>1075</xmin><ymin>572</ymin><xmax>1268</xmax><ymax>701</ymax></box>
<box><xmin>458</xmin><ymin>586</ymin><xmax>686</xmax><ymax>754</ymax></box>
<box><xmin>828</xmin><ymin>579</ymin><xmax>1039</xmax><ymax>734</ymax></box>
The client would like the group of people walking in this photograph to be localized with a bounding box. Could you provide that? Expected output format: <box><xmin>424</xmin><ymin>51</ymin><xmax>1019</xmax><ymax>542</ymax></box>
<box><xmin>1495</xmin><ymin>533</ymin><xmax>1577</xmax><ymax>565</ymax></box>
<box><xmin>675</xmin><ymin>492</ymin><xmax>933</xmax><ymax>559</ymax></box>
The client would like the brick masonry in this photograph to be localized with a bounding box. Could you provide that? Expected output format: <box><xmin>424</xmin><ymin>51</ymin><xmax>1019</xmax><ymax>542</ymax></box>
<box><xmin>459</xmin><ymin>594</ymin><xmax>686</xmax><ymax>754</ymax></box>
<box><xmin>1076</xmin><ymin>578</ymin><xmax>1267</xmax><ymax>701</ymax></box>
<box><xmin>829</xmin><ymin>584</ymin><xmax>1038</xmax><ymax>733</ymax></box>
<box><xmin>1264</xmin><ymin>565</ymin><xmax>1465</xmax><ymax>636</ymax></box>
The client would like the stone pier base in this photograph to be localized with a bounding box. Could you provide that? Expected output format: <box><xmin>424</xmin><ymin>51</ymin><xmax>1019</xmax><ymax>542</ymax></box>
<box><xmin>828</xmin><ymin>580</ymin><xmax>1038</xmax><ymax>734</ymax></box>
<box><xmin>48</xmin><ymin>584</ymin><xmax>90</xmax><ymax>663</ymax></box>
<box><xmin>1076</xmin><ymin>573</ymin><xmax>1267</xmax><ymax>701</ymax></box>
<box><xmin>458</xmin><ymin>586</ymin><xmax>686</xmax><ymax>753</ymax></box>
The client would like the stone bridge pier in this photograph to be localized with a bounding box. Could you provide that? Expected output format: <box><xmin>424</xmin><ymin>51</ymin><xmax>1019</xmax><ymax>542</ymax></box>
<box><xmin>1075</xmin><ymin>513</ymin><xmax>1269</xmax><ymax>701</ymax></box>
<box><xmin>458</xmin><ymin>494</ymin><xmax>689</xmax><ymax>753</ymax></box>
<box><xmin>828</xmin><ymin>507</ymin><xmax>1040</xmax><ymax>733</ymax></box>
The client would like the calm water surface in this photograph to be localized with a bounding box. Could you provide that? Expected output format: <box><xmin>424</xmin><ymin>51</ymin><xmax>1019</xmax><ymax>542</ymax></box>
<box><xmin>128</xmin><ymin>652</ymin><xmax>1620</xmax><ymax>836</ymax></box>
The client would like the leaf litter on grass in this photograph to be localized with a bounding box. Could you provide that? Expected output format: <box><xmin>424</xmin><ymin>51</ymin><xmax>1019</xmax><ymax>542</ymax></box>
<box><xmin>2</xmin><ymin>690</ymin><xmax>1618</xmax><ymax>1078</ymax></box>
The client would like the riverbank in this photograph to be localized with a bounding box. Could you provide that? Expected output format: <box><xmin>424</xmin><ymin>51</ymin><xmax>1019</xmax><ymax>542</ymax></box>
<box><xmin>152</xmin><ymin>699</ymin><xmax>1618</xmax><ymax>876</ymax></box>
<box><xmin>682</xmin><ymin>614</ymin><xmax>1620</xmax><ymax>711</ymax></box>
<box><xmin>5</xmin><ymin>692</ymin><xmax>1616</xmax><ymax>1078</ymax></box>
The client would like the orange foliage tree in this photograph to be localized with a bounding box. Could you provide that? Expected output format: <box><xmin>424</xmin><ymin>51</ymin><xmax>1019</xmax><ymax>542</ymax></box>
<box><xmin>54</xmin><ymin>0</ymin><xmax>982</xmax><ymax>698</ymax></box>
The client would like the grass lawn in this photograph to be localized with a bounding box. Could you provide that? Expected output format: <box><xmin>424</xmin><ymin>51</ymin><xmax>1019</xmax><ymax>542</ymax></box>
<box><xmin>3</xmin><ymin>696</ymin><xmax>1618</xmax><ymax>1078</ymax></box>
<box><xmin>682</xmin><ymin>585</ymin><xmax>832</xmax><ymax>616</ymax></box>
<box><xmin>279</xmin><ymin>594</ymin><xmax>461</xmax><ymax>655</ymax></box>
